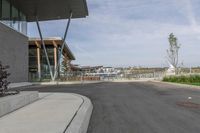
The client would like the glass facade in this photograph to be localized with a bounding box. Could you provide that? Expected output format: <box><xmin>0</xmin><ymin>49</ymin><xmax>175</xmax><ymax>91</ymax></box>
<box><xmin>0</xmin><ymin>0</ymin><xmax>27</xmax><ymax>35</ymax></box>
<box><xmin>41</xmin><ymin>46</ymin><xmax>55</xmax><ymax>79</ymax></box>
<box><xmin>29</xmin><ymin>46</ymin><xmax>38</xmax><ymax>80</ymax></box>
<box><xmin>29</xmin><ymin>45</ymin><xmax>59</xmax><ymax>81</ymax></box>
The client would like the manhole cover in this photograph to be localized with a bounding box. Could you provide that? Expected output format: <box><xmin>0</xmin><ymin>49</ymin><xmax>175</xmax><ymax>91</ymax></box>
<box><xmin>176</xmin><ymin>101</ymin><xmax>200</xmax><ymax>109</ymax></box>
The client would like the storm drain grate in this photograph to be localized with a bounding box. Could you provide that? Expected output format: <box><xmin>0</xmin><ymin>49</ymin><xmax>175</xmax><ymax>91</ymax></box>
<box><xmin>176</xmin><ymin>101</ymin><xmax>200</xmax><ymax>109</ymax></box>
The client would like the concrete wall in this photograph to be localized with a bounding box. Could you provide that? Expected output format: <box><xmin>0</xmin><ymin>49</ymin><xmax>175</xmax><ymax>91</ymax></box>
<box><xmin>0</xmin><ymin>22</ymin><xmax>28</xmax><ymax>82</ymax></box>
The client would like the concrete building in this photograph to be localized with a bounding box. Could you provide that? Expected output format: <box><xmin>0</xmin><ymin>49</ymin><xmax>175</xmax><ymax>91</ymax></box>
<box><xmin>29</xmin><ymin>37</ymin><xmax>75</xmax><ymax>81</ymax></box>
<box><xmin>0</xmin><ymin>0</ymin><xmax>88</xmax><ymax>82</ymax></box>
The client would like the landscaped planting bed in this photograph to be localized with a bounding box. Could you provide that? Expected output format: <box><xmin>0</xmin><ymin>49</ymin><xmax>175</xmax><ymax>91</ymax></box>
<box><xmin>0</xmin><ymin>61</ymin><xmax>19</xmax><ymax>97</ymax></box>
<box><xmin>163</xmin><ymin>75</ymin><xmax>200</xmax><ymax>86</ymax></box>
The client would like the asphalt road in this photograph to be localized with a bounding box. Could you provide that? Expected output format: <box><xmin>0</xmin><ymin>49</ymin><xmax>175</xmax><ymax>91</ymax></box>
<box><xmin>18</xmin><ymin>82</ymin><xmax>200</xmax><ymax>133</ymax></box>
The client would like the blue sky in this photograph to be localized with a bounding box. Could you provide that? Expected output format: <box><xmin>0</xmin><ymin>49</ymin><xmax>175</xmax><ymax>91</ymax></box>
<box><xmin>28</xmin><ymin>0</ymin><xmax>200</xmax><ymax>67</ymax></box>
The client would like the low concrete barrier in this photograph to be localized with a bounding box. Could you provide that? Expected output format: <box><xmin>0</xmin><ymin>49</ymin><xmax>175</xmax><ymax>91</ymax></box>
<box><xmin>0</xmin><ymin>91</ymin><xmax>39</xmax><ymax>117</ymax></box>
<box><xmin>8</xmin><ymin>82</ymin><xmax>33</xmax><ymax>89</ymax></box>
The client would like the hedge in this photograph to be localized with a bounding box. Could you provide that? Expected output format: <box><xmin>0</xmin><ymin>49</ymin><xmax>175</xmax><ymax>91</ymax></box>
<box><xmin>163</xmin><ymin>75</ymin><xmax>200</xmax><ymax>83</ymax></box>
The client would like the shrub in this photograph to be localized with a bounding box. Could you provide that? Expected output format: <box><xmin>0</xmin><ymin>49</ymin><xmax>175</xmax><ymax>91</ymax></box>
<box><xmin>163</xmin><ymin>74</ymin><xmax>200</xmax><ymax>84</ymax></box>
<box><xmin>0</xmin><ymin>61</ymin><xmax>10</xmax><ymax>95</ymax></box>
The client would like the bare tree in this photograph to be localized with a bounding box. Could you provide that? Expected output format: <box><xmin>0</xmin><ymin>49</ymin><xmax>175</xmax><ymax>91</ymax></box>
<box><xmin>167</xmin><ymin>33</ymin><xmax>181</xmax><ymax>70</ymax></box>
<box><xmin>0</xmin><ymin>61</ymin><xmax>10</xmax><ymax>95</ymax></box>
<box><xmin>61</xmin><ymin>57</ymin><xmax>71</xmax><ymax>76</ymax></box>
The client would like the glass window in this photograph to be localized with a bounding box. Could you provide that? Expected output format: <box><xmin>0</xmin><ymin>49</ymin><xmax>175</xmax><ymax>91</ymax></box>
<box><xmin>29</xmin><ymin>46</ymin><xmax>40</xmax><ymax>81</ymax></box>
<box><xmin>41</xmin><ymin>46</ymin><xmax>55</xmax><ymax>66</ymax></box>
<box><xmin>1</xmin><ymin>0</ymin><xmax>11</xmax><ymax>25</ymax></box>
<box><xmin>0</xmin><ymin>0</ymin><xmax>2</xmax><ymax>19</ymax></box>
<box><xmin>19</xmin><ymin>11</ymin><xmax>27</xmax><ymax>34</ymax></box>
<box><xmin>40</xmin><ymin>46</ymin><xmax>55</xmax><ymax>79</ymax></box>
<box><xmin>29</xmin><ymin>47</ymin><xmax>38</xmax><ymax>74</ymax></box>
<box><xmin>0</xmin><ymin>0</ymin><xmax>27</xmax><ymax>35</ymax></box>
<box><xmin>11</xmin><ymin>5</ymin><xmax>19</xmax><ymax>29</ymax></box>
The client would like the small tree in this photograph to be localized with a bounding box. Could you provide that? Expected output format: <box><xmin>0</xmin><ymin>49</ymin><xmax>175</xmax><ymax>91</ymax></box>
<box><xmin>61</xmin><ymin>57</ymin><xmax>71</xmax><ymax>76</ymax></box>
<box><xmin>167</xmin><ymin>33</ymin><xmax>181</xmax><ymax>72</ymax></box>
<box><xmin>0</xmin><ymin>61</ymin><xmax>10</xmax><ymax>95</ymax></box>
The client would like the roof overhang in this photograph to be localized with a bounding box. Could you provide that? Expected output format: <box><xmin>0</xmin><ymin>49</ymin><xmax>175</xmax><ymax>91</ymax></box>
<box><xmin>10</xmin><ymin>0</ymin><xmax>88</xmax><ymax>22</ymax></box>
<box><xmin>29</xmin><ymin>37</ymin><xmax>75</xmax><ymax>60</ymax></box>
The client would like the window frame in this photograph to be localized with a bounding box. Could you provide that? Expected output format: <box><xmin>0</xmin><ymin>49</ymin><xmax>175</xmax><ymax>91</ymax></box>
<box><xmin>0</xmin><ymin>0</ymin><xmax>2</xmax><ymax>19</ymax></box>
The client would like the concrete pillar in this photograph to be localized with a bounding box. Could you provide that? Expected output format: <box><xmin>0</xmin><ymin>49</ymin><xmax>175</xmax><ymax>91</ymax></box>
<box><xmin>37</xmin><ymin>47</ymin><xmax>41</xmax><ymax>80</ymax></box>
<box><xmin>54</xmin><ymin>46</ymin><xmax>58</xmax><ymax>73</ymax></box>
<box><xmin>35</xmin><ymin>41</ymin><xmax>41</xmax><ymax>80</ymax></box>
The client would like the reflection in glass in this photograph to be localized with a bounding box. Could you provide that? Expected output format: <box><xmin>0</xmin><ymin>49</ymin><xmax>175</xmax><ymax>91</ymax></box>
<box><xmin>1</xmin><ymin>0</ymin><xmax>11</xmax><ymax>26</ymax></box>
<box><xmin>11</xmin><ymin>5</ymin><xmax>18</xmax><ymax>30</ymax></box>
<box><xmin>0</xmin><ymin>0</ymin><xmax>27</xmax><ymax>35</ymax></box>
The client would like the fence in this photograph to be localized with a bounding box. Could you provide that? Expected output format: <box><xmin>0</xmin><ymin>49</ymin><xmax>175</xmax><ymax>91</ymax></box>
<box><xmin>100</xmin><ymin>71</ymin><xmax>165</xmax><ymax>81</ymax></box>
<box><xmin>59</xmin><ymin>71</ymin><xmax>101</xmax><ymax>81</ymax></box>
<box><xmin>29</xmin><ymin>68</ymin><xmax>200</xmax><ymax>82</ymax></box>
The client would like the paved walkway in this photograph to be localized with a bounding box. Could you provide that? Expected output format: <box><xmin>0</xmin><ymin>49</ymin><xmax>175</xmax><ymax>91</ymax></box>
<box><xmin>0</xmin><ymin>93</ymin><xmax>83</xmax><ymax>133</ymax></box>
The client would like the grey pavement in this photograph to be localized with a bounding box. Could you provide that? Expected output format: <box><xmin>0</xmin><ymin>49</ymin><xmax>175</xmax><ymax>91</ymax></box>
<box><xmin>0</xmin><ymin>93</ymin><xmax>83</xmax><ymax>133</ymax></box>
<box><xmin>17</xmin><ymin>81</ymin><xmax>200</xmax><ymax>133</ymax></box>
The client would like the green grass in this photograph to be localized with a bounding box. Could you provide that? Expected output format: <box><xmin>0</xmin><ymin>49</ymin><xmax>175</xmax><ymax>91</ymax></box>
<box><xmin>188</xmin><ymin>82</ymin><xmax>200</xmax><ymax>86</ymax></box>
<box><xmin>163</xmin><ymin>75</ymin><xmax>200</xmax><ymax>86</ymax></box>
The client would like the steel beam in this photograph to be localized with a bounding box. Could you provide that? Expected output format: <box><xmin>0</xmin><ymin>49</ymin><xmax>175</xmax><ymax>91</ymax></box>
<box><xmin>53</xmin><ymin>11</ymin><xmax>73</xmax><ymax>81</ymax></box>
<box><xmin>36</xmin><ymin>17</ymin><xmax>54</xmax><ymax>80</ymax></box>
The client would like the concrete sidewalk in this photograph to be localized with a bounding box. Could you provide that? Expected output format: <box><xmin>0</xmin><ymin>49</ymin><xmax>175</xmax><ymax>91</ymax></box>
<box><xmin>0</xmin><ymin>93</ymin><xmax>93</xmax><ymax>133</ymax></box>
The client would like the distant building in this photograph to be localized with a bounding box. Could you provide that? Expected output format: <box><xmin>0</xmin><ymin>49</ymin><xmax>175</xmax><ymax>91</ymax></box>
<box><xmin>28</xmin><ymin>37</ymin><xmax>75</xmax><ymax>81</ymax></box>
<box><xmin>80</xmin><ymin>66</ymin><xmax>103</xmax><ymax>73</ymax></box>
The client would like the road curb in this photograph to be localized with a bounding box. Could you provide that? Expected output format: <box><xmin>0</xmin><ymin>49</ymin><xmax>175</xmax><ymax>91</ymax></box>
<box><xmin>65</xmin><ymin>94</ymin><xmax>93</xmax><ymax>133</ymax></box>
<box><xmin>33</xmin><ymin>81</ymin><xmax>103</xmax><ymax>85</ymax></box>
